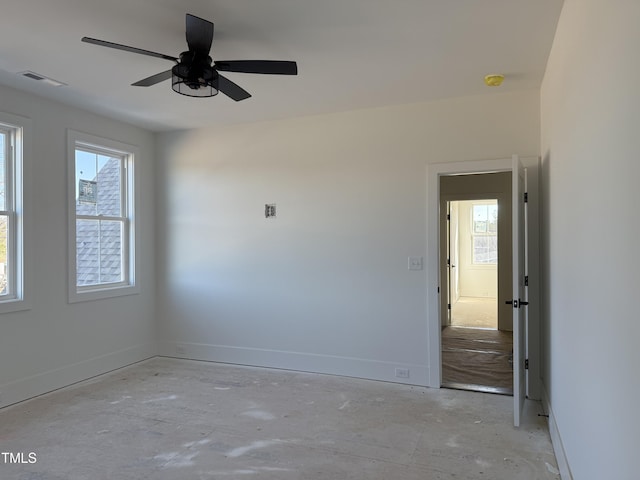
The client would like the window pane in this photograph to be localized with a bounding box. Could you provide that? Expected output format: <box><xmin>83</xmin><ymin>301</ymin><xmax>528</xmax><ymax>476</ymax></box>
<box><xmin>473</xmin><ymin>203</ymin><xmax>498</xmax><ymax>234</ymax></box>
<box><xmin>474</xmin><ymin>235</ymin><xmax>498</xmax><ymax>264</ymax></box>
<box><xmin>473</xmin><ymin>205</ymin><xmax>488</xmax><ymax>233</ymax></box>
<box><xmin>76</xmin><ymin>150</ymin><xmax>121</xmax><ymax>217</ymax></box>
<box><xmin>76</xmin><ymin>219</ymin><xmax>123</xmax><ymax>286</ymax></box>
<box><xmin>0</xmin><ymin>132</ymin><xmax>6</xmax><ymax>211</ymax></box>
<box><xmin>0</xmin><ymin>214</ymin><xmax>7</xmax><ymax>295</ymax></box>
<box><xmin>96</xmin><ymin>154</ymin><xmax>121</xmax><ymax>216</ymax></box>
<box><xmin>487</xmin><ymin>204</ymin><xmax>498</xmax><ymax>233</ymax></box>
<box><xmin>76</xmin><ymin>150</ymin><xmax>98</xmax><ymax>216</ymax></box>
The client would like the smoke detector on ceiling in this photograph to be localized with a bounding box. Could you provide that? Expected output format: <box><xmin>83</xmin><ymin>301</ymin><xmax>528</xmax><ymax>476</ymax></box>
<box><xmin>484</xmin><ymin>74</ymin><xmax>504</xmax><ymax>87</ymax></box>
<box><xmin>19</xmin><ymin>71</ymin><xmax>67</xmax><ymax>87</ymax></box>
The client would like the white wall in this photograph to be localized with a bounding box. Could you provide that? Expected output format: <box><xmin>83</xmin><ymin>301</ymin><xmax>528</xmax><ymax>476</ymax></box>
<box><xmin>157</xmin><ymin>90</ymin><xmax>540</xmax><ymax>386</ymax></box>
<box><xmin>540</xmin><ymin>1</ymin><xmax>640</xmax><ymax>478</ymax></box>
<box><xmin>0</xmin><ymin>85</ymin><xmax>156</xmax><ymax>408</ymax></box>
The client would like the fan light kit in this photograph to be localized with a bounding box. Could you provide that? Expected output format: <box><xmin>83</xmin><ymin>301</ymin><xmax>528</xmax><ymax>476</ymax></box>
<box><xmin>484</xmin><ymin>74</ymin><xmax>505</xmax><ymax>87</ymax></box>
<box><xmin>171</xmin><ymin>54</ymin><xmax>218</xmax><ymax>97</ymax></box>
<box><xmin>82</xmin><ymin>14</ymin><xmax>298</xmax><ymax>100</ymax></box>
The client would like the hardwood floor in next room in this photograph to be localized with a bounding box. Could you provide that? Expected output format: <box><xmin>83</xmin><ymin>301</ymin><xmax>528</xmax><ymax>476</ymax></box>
<box><xmin>441</xmin><ymin>326</ymin><xmax>513</xmax><ymax>395</ymax></box>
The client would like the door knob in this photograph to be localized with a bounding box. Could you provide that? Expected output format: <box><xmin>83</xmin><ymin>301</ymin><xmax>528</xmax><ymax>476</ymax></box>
<box><xmin>506</xmin><ymin>299</ymin><xmax>529</xmax><ymax>308</ymax></box>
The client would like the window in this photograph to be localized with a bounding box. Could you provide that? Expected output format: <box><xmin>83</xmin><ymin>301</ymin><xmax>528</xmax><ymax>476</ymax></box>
<box><xmin>472</xmin><ymin>202</ymin><xmax>498</xmax><ymax>264</ymax></box>
<box><xmin>0</xmin><ymin>113</ymin><xmax>30</xmax><ymax>313</ymax></box>
<box><xmin>68</xmin><ymin>131</ymin><xmax>138</xmax><ymax>302</ymax></box>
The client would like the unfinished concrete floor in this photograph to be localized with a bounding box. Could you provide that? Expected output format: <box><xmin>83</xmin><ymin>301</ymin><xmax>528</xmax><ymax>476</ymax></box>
<box><xmin>0</xmin><ymin>358</ymin><xmax>560</xmax><ymax>479</ymax></box>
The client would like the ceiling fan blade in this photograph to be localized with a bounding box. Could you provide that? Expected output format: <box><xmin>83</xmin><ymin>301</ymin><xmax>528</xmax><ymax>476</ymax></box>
<box><xmin>217</xmin><ymin>74</ymin><xmax>252</xmax><ymax>101</ymax></box>
<box><xmin>81</xmin><ymin>37</ymin><xmax>178</xmax><ymax>62</ymax></box>
<box><xmin>186</xmin><ymin>14</ymin><xmax>213</xmax><ymax>54</ymax></box>
<box><xmin>132</xmin><ymin>69</ymin><xmax>173</xmax><ymax>87</ymax></box>
<box><xmin>215</xmin><ymin>60</ymin><xmax>298</xmax><ymax>75</ymax></box>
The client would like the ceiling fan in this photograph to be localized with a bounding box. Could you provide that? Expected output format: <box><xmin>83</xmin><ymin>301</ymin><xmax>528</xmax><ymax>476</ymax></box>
<box><xmin>81</xmin><ymin>13</ymin><xmax>297</xmax><ymax>100</ymax></box>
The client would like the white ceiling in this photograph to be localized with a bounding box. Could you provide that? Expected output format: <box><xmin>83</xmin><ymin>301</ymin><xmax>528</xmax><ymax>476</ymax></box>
<box><xmin>0</xmin><ymin>0</ymin><xmax>563</xmax><ymax>132</ymax></box>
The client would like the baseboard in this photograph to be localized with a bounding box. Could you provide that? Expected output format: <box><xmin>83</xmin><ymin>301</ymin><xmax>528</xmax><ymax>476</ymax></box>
<box><xmin>0</xmin><ymin>343</ymin><xmax>156</xmax><ymax>409</ymax></box>
<box><xmin>158</xmin><ymin>341</ymin><xmax>430</xmax><ymax>387</ymax></box>
<box><xmin>541</xmin><ymin>383</ymin><xmax>573</xmax><ymax>480</ymax></box>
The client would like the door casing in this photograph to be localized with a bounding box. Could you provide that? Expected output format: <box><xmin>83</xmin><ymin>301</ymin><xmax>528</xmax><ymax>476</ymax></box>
<box><xmin>427</xmin><ymin>157</ymin><xmax>541</xmax><ymax>400</ymax></box>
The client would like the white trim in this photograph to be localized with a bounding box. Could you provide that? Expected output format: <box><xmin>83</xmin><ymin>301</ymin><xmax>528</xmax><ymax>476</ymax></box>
<box><xmin>67</xmin><ymin>130</ymin><xmax>140</xmax><ymax>303</ymax></box>
<box><xmin>542</xmin><ymin>383</ymin><xmax>574</xmax><ymax>479</ymax></box>
<box><xmin>0</xmin><ymin>343</ymin><xmax>155</xmax><ymax>409</ymax></box>
<box><xmin>427</xmin><ymin>158</ymin><xmax>513</xmax><ymax>387</ymax></box>
<box><xmin>158</xmin><ymin>342</ymin><xmax>430</xmax><ymax>387</ymax></box>
<box><xmin>0</xmin><ymin>112</ymin><xmax>32</xmax><ymax>314</ymax></box>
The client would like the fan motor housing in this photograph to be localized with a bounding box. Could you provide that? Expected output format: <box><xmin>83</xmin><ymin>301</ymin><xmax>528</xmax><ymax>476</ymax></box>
<box><xmin>172</xmin><ymin>52</ymin><xmax>218</xmax><ymax>95</ymax></box>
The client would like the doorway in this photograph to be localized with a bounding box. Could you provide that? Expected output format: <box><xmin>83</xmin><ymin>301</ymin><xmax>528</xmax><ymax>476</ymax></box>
<box><xmin>439</xmin><ymin>174</ymin><xmax>513</xmax><ymax>395</ymax></box>
<box><xmin>428</xmin><ymin>156</ymin><xmax>538</xmax><ymax>425</ymax></box>
<box><xmin>448</xmin><ymin>200</ymin><xmax>498</xmax><ymax>330</ymax></box>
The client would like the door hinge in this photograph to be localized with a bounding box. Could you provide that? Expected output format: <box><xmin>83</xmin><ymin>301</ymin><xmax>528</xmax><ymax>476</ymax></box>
<box><xmin>524</xmin><ymin>275</ymin><xmax>529</xmax><ymax>287</ymax></box>
<box><xmin>524</xmin><ymin>192</ymin><xmax>528</xmax><ymax>203</ymax></box>
<box><xmin>525</xmin><ymin>359</ymin><xmax>529</xmax><ymax>370</ymax></box>
<box><xmin>437</xmin><ymin>286</ymin><xmax>440</xmax><ymax>293</ymax></box>
<box><xmin>447</xmin><ymin>213</ymin><xmax>450</xmax><ymax>220</ymax></box>
<box><xmin>447</xmin><ymin>303</ymin><xmax>451</xmax><ymax>310</ymax></box>
<box><xmin>447</xmin><ymin>258</ymin><xmax>450</xmax><ymax>266</ymax></box>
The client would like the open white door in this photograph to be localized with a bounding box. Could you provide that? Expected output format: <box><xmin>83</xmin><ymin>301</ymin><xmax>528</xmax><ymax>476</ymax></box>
<box><xmin>446</xmin><ymin>202</ymin><xmax>452</xmax><ymax>326</ymax></box>
<box><xmin>511</xmin><ymin>155</ymin><xmax>527</xmax><ymax>426</ymax></box>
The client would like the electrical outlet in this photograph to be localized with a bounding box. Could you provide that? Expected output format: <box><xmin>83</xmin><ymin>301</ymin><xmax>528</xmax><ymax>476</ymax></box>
<box><xmin>175</xmin><ymin>344</ymin><xmax>186</xmax><ymax>356</ymax></box>
<box><xmin>395</xmin><ymin>368</ymin><xmax>410</xmax><ymax>379</ymax></box>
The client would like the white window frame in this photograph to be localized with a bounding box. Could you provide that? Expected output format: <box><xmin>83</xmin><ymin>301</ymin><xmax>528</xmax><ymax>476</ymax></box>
<box><xmin>67</xmin><ymin>130</ymin><xmax>139</xmax><ymax>303</ymax></box>
<box><xmin>0</xmin><ymin>112</ymin><xmax>31</xmax><ymax>314</ymax></box>
<box><xmin>471</xmin><ymin>200</ymin><xmax>498</xmax><ymax>266</ymax></box>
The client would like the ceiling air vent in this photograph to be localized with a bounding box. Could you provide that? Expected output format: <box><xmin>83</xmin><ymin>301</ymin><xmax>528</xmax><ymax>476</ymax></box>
<box><xmin>19</xmin><ymin>71</ymin><xmax>67</xmax><ymax>87</ymax></box>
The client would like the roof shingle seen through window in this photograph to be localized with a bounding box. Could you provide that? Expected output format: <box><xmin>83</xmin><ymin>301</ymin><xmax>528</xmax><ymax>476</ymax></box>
<box><xmin>76</xmin><ymin>156</ymin><xmax>123</xmax><ymax>286</ymax></box>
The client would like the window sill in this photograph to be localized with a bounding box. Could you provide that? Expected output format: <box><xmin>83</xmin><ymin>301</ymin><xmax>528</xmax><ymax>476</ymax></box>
<box><xmin>468</xmin><ymin>264</ymin><xmax>498</xmax><ymax>270</ymax></box>
<box><xmin>68</xmin><ymin>284</ymin><xmax>140</xmax><ymax>304</ymax></box>
<box><xmin>0</xmin><ymin>297</ymin><xmax>31</xmax><ymax>314</ymax></box>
